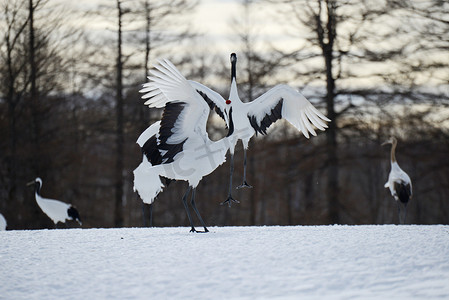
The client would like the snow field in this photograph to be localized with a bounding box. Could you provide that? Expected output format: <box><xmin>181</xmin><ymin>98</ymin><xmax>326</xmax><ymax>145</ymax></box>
<box><xmin>1</xmin><ymin>225</ymin><xmax>448</xmax><ymax>299</ymax></box>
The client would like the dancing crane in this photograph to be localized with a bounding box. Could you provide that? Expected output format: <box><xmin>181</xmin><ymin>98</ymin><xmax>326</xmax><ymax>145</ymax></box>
<box><xmin>27</xmin><ymin>178</ymin><xmax>82</xmax><ymax>227</ymax></box>
<box><xmin>140</xmin><ymin>53</ymin><xmax>330</xmax><ymax>206</ymax></box>
<box><xmin>134</xmin><ymin>58</ymin><xmax>328</xmax><ymax>231</ymax></box>
<box><xmin>382</xmin><ymin>137</ymin><xmax>412</xmax><ymax>224</ymax></box>
<box><xmin>133</xmin><ymin>60</ymin><xmax>230</xmax><ymax>232</ymax></box>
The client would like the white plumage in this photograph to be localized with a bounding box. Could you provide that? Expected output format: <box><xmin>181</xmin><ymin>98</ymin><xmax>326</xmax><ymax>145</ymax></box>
<box><xmin>134</xmin><ymin>57</ymin><xmax>329</xmax><ymax>230</ymax></box>
<box><xmin>382</xmin><ymin>137</ymin><xmax>412</xmax><ymax>224</ymax></box>
<box><xmin>134</xmin><ymin>59</ymin><xmax>234</xmax><ymax>232</ymax></box>
<box><xmin>0</xmin><ymin>213</ymin><xmax>6</xmax><ymax>230</ymax></box>
<box><xmin>140</xmin><ymin>53</ymin><xmax>330</xmax><ymax>206</ymax></box>
<box><xmin>28</xmin><ymin>178</ymin><xmax>82</xmax><ymax>226</ymax></box>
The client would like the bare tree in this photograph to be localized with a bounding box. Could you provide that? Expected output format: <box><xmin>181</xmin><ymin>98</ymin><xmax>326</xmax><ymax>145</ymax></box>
<box><xmin>264</xmin><ymin>0</ymin><xmax>426</xmax><ymax>223</ymax></box>
<box><xmin>0</xmin><ymin>0</ymin><xmax>84</xmax><ymax>228</ymax></box>
<box><xmin>114</xmin><ymin>0</ymin><xmax>125</xmax><ymax>227</ymax></box>
<box><xmin>0</xmin><ymin>0</ymin><xmax>29</xmax><ymax>216</ymax></box>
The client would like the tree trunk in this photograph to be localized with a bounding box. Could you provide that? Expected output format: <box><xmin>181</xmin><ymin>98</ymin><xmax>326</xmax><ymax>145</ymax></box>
<box><xmin>29</xmin><ymin>0</ymin><xmax>39</xmax><ymax>176</ymax></box>
<box><xmin>144</xmin><ymin>0</ymin><xmax>151</xmax><ymax>80</ymax></box>
<box><xmin>319</xmin><ymin>0</ymin><xmax>339</xmax><ymax>224</ymax></box>
<box><xmin>114</xmin><ymin>0</ymin><xmax>124</xmax><ymax>227</ymax></box>
<box><xmin>6</xmin><ymin>28</ymin><xmax>18</xmax><ymax>211</ymax></box>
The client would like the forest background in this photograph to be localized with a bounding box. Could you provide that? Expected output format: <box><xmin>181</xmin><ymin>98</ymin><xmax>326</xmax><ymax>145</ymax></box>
<box><xmin>1</xmin><ymin>0</ymin><xmax>448</xmax><ymax>229</ymax></box>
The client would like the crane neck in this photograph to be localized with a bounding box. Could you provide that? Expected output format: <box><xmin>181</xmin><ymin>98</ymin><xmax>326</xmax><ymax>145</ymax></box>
<box><xmin>35</xmin><ymin>182</ymin><xmax>41</xmax><ymax>197</ymax></box>
<box><xmin>229</xmin><ymin>78</ymin><xmax>240</xmax><ymax>101</ymax></box>
<box><xmin>390</xmin><ymin>140</ymin><xmax>397</xmax><ymax>164</ymax></box>
<box><xmin>229</xmin><ymin>53</ymin><xmax>240</xmax><ymax>102</ymax></box>
<box><xmin>231</xmin><ymin>56</ymin><xmax>236</xmax><ymax>82</ymax></box>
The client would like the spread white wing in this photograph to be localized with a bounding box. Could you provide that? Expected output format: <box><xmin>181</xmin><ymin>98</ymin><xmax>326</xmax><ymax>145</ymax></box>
<box><xmin>141</xmin><ymin>59</ymin><xmax>212</xmax><ymax>154</ymax></box>
<box><xmin>245</xmin><ymin>84</ymin><xmax>330</xmax><ymax>138</ymax></box>
<box><xmin>140</xmin><ymin>60</ymin><xmax>228</xmax><ymax>123</ymax></box>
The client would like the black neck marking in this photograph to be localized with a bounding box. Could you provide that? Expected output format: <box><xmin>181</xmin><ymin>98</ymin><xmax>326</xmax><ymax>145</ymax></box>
<box><xmin>230</xmin><ymin>53</ymin><xmax>237</xmax><ymax>82</ymax></box>
<box><xmin>226</xmin><ymin>107</ymin><xmax>234</xmax><ymax>137</ymax></box>
<box><xmin>35</xmin><ymin>181</ymin><xmax>41</xmax><ymax>196</ymax></box>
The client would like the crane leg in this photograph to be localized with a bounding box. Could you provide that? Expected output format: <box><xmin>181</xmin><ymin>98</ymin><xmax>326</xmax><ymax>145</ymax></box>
<box><xmin>149</xmin><ymin>203</ymin><xmax>153</xmax><ymax>227</ymax></box>
<box><xmin>141</xmin><ymin>202</ymin><xmax>146</xmax><ymax>227</ymax></box>
<box><xmin>181</xmin><ymin>186</ymin><xmax>196</xmax><ymax>232</ymax></box>
<box><xmin>397</xmin><ymin>201</ymin><xmax>403</xmax><ymax>224</ymax></box>
<box><xmin>237</xmin><ymin>148</ymin><xmax>252</xmax><ymax>189</ymax></box>
<box><xmin>403</xmin><ymin>202</ymin><xmax>408</xmax><ymax>224</ymax></box>
<box><xmin>403</xmin><ymin>208</ymin><xmax>407</xmax><ymax>224</ymax></box>
<box><xmin>221</xmin><ymin>153</ymin><xmax>239</xmax><ymax>207</ymax></box>
<box><xmin>190</xmin><ymin>188</ymin><xmax>209</xmax><ymax>233</ymax></box>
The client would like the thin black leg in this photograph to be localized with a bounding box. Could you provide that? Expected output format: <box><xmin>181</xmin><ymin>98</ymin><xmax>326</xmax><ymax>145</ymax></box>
<box><xmin>149</xmin><ymin>203</ymin><xmax>153</xmax><ymax>227</ymax></box>
<box><xmin>403</xmin><ymin>203</ymin><xmax>408</xmax><ymax>224</ymax></box>
<box><xmin>221</xmin><ymin>154</ymin><xmax>239</xmax><ymax>207</ymax></box>
<box><xmin>181</xmin><ymin>186</ymin><xmax>196</xmax><ymax>232</ymax></box>
<box><xmin>237</xmin><ymin>148</ymin><xmax>252</xmax><ymax>189</ymax></box>
<box><xmin>190</xmin><ymin>188</ymin><xmax>209</xmax><ymax>232</ymax></box>
<box><xmin>142</xmin><ymin>202</ymin><xmax>146</xmax><ymax>227</ymax></box>
<box><xmin>139</xmin><ymin>192</ymin><xmax>147</xmax><ymax>227</ymax></box>
<box><xmin>397</xmin><ymin>201</ymin><xmax>402</xmax><ymax>224</ymax></box>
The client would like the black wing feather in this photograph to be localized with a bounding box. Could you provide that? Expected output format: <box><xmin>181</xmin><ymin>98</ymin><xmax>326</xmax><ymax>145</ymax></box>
<box><xmin>67</xmin><ymin>206</ymin><xmax>81</xmax><ymax>223</ymax></box>
<box><xmin>196</xmin><ymin>89</ymin><xmax>226</xmax><ymax>122</ymax></box>
<box><xmin>248</xmin><ymin>98</ymin><xmax>284</xmax><ymax>135</ymax></box>
<box><xmin>158</xmin><ymin>102</ymin><xmax>188</xmax><ymax>164</ymax></box>
<box><xmin>138</xmin><ymin>102</ymin><xmax>187</xmax><ymax>166</ymax></box>
<box><xmin>142</xmin><ymin>135</ymin><xmax>163</xmax><ymax>165</ymax></box>
<box><xmin>394</xmin><ymin>181</ymin><xmax>412</xmax><ymax>204</ymax></box>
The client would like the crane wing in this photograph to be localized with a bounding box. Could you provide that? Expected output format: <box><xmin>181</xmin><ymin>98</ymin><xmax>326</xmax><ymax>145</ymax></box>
<box><xmin>188</xmin><ymin>81</ymin><xmax>228</xmax><ymax>122</ymax></box>
<box><xmin>394</xmin><ymin>181</ymin><xmax>412</xmax><ymax>203</ymax></box>
<box><xmin>140</xmin><ymin>59</ymin><xmax>199</xmax><ymax>108</ymax></box>
<box><xmin>245</xmin><ymin>85</ymin><xmax>330</xmax><ymax>138</ymax></box>
<box><xmin>140</xmin><ymin>60</ymin><xmax>227</xmax><ymax>115</ymax></box>
<box><xmin>137</xmin><ymin>121</ymin><xmax>164</xmax><ymax>165</ymax></box>
<box><xmin>139</xmin><ymin>59</ymin><xmax>213</xmax><ymax>164</ymax></box>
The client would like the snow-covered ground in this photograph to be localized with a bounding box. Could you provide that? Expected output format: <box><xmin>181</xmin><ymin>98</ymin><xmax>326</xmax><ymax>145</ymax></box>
<box><xmin>1</xmin><ymin>225</ymin><xmax>448</xmax><ymax>299</ymax></box>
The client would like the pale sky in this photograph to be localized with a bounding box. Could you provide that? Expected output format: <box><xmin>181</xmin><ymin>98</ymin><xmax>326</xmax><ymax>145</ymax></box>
<box><xmin>193</xmin><ymin>0</ymin><xmax>295</xmax><ymax>57</ymax></box>
<box><xmin>54</xmin><ymin>0</ymin><xmax>447</xmax><ymax>89</ymax></box>
<box><xmin>194</xmin><ymin>0</ymin><xmax>257</xmax><ymax>56</ymax></box>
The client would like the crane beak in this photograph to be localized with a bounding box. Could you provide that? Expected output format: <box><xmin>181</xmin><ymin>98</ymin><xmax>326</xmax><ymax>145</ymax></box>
<box><xmin>26</xmin><ymin>180</ymin><xmax>35</xmax><ymax>186</ymax></box>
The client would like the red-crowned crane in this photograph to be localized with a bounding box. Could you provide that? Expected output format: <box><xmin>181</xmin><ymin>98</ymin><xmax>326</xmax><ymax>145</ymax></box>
<box><xmin>140</xmin><ymin>53</ymin><xmax>330</xmax><ymax>207</ymax></box>
<box><xmin>382</xmin><ymin>137</ymin><xmax>412</xmax><ymax>224</ymax></box>
<box><xmin>134</xmin><ymin>58</ymin><xmax>328</xmax><ymax>231</ymax></box>
<box><xmin>27</xmin><ymin>178</ymin><xmax>82</xmax><ymax>227</ymax></box>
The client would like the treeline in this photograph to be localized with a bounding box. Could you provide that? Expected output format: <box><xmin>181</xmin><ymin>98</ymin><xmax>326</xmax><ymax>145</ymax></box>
<box><xmin>0</xmin><ymin>0</ymin><xmax>448</xmax><ymax>229</ymax></box>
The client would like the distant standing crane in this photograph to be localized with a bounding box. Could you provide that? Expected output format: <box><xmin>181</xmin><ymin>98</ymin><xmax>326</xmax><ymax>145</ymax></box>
<box><xmin>382</xmin><ymin>137</ymin><xmax>412</xmax><ymax>224</ymax></box>
<box><xmin>28</xmin><ymin>178</ymin><xmax>82</xmax><ymax>227</ymax></box>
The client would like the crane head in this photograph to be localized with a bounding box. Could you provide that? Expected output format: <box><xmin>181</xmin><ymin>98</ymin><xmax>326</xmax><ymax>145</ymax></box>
<box><xmin>27</xmin><ymin>177</ymin><xmax>42</xmax><ymax>186</ymax></box>
<box><xmin>230</xmin><ymin>53</ymin><xmax>237</xmax><ymax>63</ymax></box>
<box><xmin>382</xmin><ymin>136</ymin><xmax>397</xmax><ymax>146</ymax></box>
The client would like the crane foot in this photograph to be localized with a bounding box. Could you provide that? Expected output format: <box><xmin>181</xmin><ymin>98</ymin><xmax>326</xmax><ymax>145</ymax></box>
<box><xmin>237</xmin><ymin>181</ymin><xmax>252</xmax><ymax>189</ymax></box>
<box><xmin>220</xmin><ymin>195</ymin><xmax>240</xmax><ymax>207</ymax></box>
